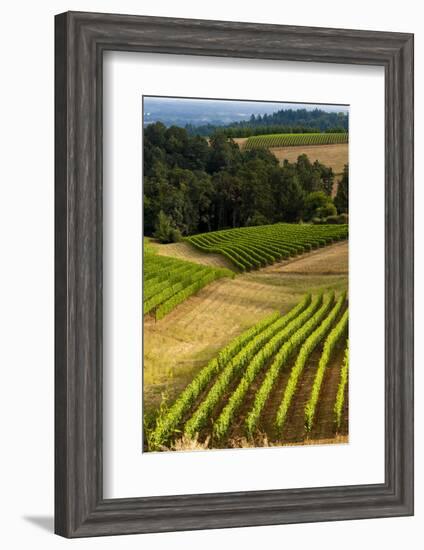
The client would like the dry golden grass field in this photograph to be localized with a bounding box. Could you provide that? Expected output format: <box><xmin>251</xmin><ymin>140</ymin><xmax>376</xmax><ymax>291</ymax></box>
<box><xmin>143</xmin><ymin>241</ymin><xmax>348</xmax><ymax>449</ymax></box>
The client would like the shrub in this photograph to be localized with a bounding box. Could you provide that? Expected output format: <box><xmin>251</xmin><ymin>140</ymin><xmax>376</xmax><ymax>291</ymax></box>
<box><xmin>169</xmin><ymin>227</ymin><xmax>182</xmax><ymax>242</ymax></box>
<box><xmin>325</xmin><ymin>214</ymin><xmax>340</xmax><ymax>224</ymax></box>
<box><xmin>154</xmin><ymin>211</ymin><xmax>182</xmax><ymax>243</ymax></box>
<box><xmin>304</xmin><ymin>191</ymin><xmax>337</xmax><ymax>220</ymax></box>
<box><xmin>315</xmin><ymin>203</ymin><xmax>337</xmax><ymax>218</ymax></box>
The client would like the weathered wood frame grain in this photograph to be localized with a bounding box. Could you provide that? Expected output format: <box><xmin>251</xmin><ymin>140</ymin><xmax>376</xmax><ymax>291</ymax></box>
<box><xmin>54</xmin><ymin>11</ymin><xmax>414</xmax><ymax>538</ymax></box>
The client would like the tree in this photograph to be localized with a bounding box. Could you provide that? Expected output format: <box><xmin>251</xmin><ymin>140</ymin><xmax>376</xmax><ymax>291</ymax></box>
<box><xmin>314</xmin><ymin>161</ymin><xmax>334</xmax><ymax>196</ymax></box>
<box><xmin>246</xmin><ymin>211</ymin><xmax>269</xmax><ymax>226</ymax></box>
<box><xmin>153</xmin><ymin>211</ymin><xmax>182</xmax><ymax>243</ymax></box>
<box><xmin>142</xmin><ymin>121</ymin><xmax>343</xmax><ymax>236</ymax></box>
<box><xmin>334</xmin><ymin>164</ymin><xmax>349</xmax><ymax>214</ymax></box>
<box><xmin>184</xmin><ymin>135</ymin><xmax>209</xmax><ymax>171</ymax></box>
<box><xmin>143</xmin><ymin>193</ymin><xmax>156</xmax><ymax>235</ymax></box>
<box><xmin>303</xmin><ymin>191</ymin><xmax>336</xmax><ymax>220</ymax></box>
<box><xmin>212</xmin><ymin>171</ymin><xmax>242</xmax><ymax>230</ymax></box>
<box><xmin>243</xmin><ymin>147</ymin><xmax>279</xmax><ymax>167</ymax></box>
<box><xmin>187</xmin><ymin>171</ymin><xmax>214</xmax><ymax>233</ymax></box>
<box><xmin>295</xmin><ymin>155</ymin><xmax>334</xmax><ymax>195</ymax></box>
<box><xmin>207</xmin><ymin>134</ymin><xmax>242</xmax><ymax>174</ymax></box>
<box><xmin>270</xmin><ymin>162</ymin><xmax>305</xmax><ymax>222</ymax></box>
<box><xmin>167</xmin><ymin>168</ymin><xmax>214</xmax><ymax>234</ymax></box>
<box><xmin>144</xmin><ymin>121</ymin><xmax>166</xmax><ymax>147</ymax></box>
<box><xmin>239</xmin><ymin>159</ymin><xmax>273</xmax><ymax>226</ymax></box>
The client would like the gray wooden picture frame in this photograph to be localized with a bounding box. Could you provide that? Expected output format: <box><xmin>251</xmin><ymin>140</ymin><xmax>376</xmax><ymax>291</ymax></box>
<box><xmin>55</xmin><ymin>11</ymin><xmax>414</xmax><ymax>538</ymax></box>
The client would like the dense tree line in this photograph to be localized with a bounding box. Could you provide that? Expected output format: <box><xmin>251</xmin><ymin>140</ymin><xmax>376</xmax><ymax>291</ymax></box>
<box><xmin>185</xmin><ymin>108</ymin><xmax>348</xmax><ymax>137</ymax></box>
<box><xmin>144</xmin><ymin>122</ymin><xmax>348</xmax><ymax>242</ymax></box>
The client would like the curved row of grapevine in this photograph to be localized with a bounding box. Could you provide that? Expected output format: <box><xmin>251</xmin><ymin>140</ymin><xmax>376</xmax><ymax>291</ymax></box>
<box><xmin>334</xmin><ymin>341</ymin><xmax>349</xmax><ymax>430</ymax></box>
<box><xmin>244</xmin><ymin>132</ymin><xmax>348</xmax><ymax>150</ymax></box>
<box><xmin>148</xmin><ymin>292</ymin><xmax>349</xmax><ymax>450</ymax></box>
<box><xmin>144</xmin><ymin>251</ymin><xmax>234</xmax><ymax>319</ymax></box>
<box><xmin>145</xmin><ymin>264</ymin><xmax>204</xmax><ymax>298</ymax></box>
<box><xmin>245</xmin><ymin>292</ymin><xmax>335</xmax><ymax>436</ymax></box>
<box><xmin>304</xmin><ymin>309</ymin><xmax>349</xmax><ymax>432</ymax></box>
<box><xmin>145</xmin><ymin>259</ymin><xmax>201</xmax><ymax>281</ymax></box>
<box><xmin>213</xmin><ymin>294</ymin><xmax>320</xmax><ymax>440</ymax></box>
<box><xmin>187</xmin><ymin>223</ymin><xmax>348</xmax><ymax>271</ymax></box>
<box><xmin>275</xmin><ymin>292</ymin><xmax>347</xmax><ymax>433</ymax></box>
<box><xmin>149</xmin><ymin>311</ymin><xmax>281</xmax><ymax>449</ymax></box>
<box><xmin>144</xmin><ymin>281</ymin><xmax>184</xmax><ymax>314</ymax></box>
<box><xmin>184</xmin><ymin>297</ymin><xmax>313</xmax><ymax>439</ymax></box>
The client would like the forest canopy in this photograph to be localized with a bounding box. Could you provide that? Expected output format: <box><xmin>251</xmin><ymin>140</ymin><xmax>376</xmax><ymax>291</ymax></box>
<box><xmin>143</xmin><ymin>122</ymin><xmax>348</xmax><ymax>241</ymax></box>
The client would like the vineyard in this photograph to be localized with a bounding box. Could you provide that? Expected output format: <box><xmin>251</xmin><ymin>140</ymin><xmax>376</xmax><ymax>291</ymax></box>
<box><xmin>147</xmin><ymin>292</ymin><xmax>349</xmax><ymax>451</ymax></box>
<box><xmin>143</xmin><ymin>103</ymin><xmax>350</xmax><ymax>453</ymax></box>
<box><xmin>144</xmin><ymin>245</ymin><xmax>234</xmax><ymax>320</ymax></box>
<box><xmin>187</xmin><ymin>223</ymin><xmax>348</xmax><ymax>272</ymax></box>
<box><xmin>243</xmin><ymin>132</ymin><xmax>348</xmax><ymax>150</ymax></box>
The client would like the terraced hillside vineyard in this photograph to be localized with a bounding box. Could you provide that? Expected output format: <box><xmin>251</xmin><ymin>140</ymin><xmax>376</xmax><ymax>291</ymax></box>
<box><xmin>187</xmin><ymin>223</ymin><xmax>348</xmax><ymax>272</ymax></box>
<box><xmin>143</xmin><ymin>96</ymin><xmax>350</xmax><ymax>452</ymax></box>
<box><xmin>144</xmin><ymin>243</ymin><xmax>234</xmax><ymax>320</ymax></box>
<box><xmin>147</xmin><ymin>292</ymin><xmax>348</xmax><ymax>451</ymax></box>
<box><xmin>244</xmin><ymin>132</ymin><xmax>348</xmax><ymax>150</ymax></box>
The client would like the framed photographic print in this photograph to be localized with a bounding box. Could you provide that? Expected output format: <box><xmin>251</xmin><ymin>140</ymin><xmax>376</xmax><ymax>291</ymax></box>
<box><xmin>55</xmin><ymin>11</ymin><xmax>414</xmax><ymax>537</ymax></box>
<box><xmin>141</xmin><ymin>94</ymin><xmax>350</xmax><ymax>454</ymax></box>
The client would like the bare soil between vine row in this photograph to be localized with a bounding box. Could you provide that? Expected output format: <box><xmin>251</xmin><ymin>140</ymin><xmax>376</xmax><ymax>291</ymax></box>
<box><xmin>143</xmin><ymin>240</ymin><xmax>348</xmax><ymax>450</ymax></box>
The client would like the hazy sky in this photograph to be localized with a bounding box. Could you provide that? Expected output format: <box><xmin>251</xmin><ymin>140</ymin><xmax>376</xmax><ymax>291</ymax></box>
<box><xmin>144</xmin><ymin>96</ymin><xmax>349</xmax><ymax>113</ymax></box>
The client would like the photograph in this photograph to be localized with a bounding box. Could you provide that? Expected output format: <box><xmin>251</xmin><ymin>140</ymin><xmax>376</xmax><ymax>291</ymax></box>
<box><xmin>142</xmin><ymin>96</ymin><xmax>349</xmax><ymax>452</ymax></box>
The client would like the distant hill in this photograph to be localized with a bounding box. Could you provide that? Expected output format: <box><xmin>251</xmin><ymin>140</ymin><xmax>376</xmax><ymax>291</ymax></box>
<box><xmin>186</xmin><ymin>108</ymin><xmax>349</xmax><ymax>137</ymax></box>
<box><xmin>143</xmin><ymin>97</ymin><xmax>288</xmax><ymax>127</ymax></box>
<box><xmin>143</xmin><ymin>97</ymin><xmax>348</xmax><ymax>137</ymax></box>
